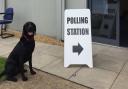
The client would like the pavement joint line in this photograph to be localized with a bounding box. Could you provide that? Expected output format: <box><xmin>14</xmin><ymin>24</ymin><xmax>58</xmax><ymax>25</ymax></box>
<box><xmin>31</xmin><ymin>66</ymin><xmax>93</xmax><ymax>89</ymax></box>
<box><xmin>39</xmin><ymin>52</ymin><xmax>63</xmax><ymax>59</ymax></box>
<box><xmin>98</xmin><ymin>51</ymin><xmax>128</xmax><ymax>60</ymax></box>
<box><xmin>68</xmin><ymin>66</ymin><xmax>83</xmax><ymax>80</ymax></box>
<box><xmin>40</xmin><ymin>59</ymin><xmax>62</xmax><ymax>69</ymax></box>
<box><xmin>94</xmin><ymin>66</ymin><xmax>119</xmax><ymax>74</ymax></box>
<box><xmin>109</xmin><ymin>59</ymin><xmax>128</xmax><ymax>89</ymax></box>
<box><xmin>48</xmin><ymin>54</ymin><xmax>63</xmax><ymax>59</ymax></box>
<box><xmin>93</xmin><ymin>42</ymin><xmax>128</xmax><ymax>50</ymax></box>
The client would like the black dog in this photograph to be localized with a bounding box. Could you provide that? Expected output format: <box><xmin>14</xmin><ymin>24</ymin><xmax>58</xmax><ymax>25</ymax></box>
<box><xmin>0</xmin><ymin>22</ymin><xmax>36</xmax><ymax>82</ymax></box>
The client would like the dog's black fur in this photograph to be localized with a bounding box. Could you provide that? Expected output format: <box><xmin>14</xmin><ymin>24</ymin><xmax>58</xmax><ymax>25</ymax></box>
<box><xmin>0</xmin><ymin>22</ymin><xmax>36</xmax><ymax>82</ymax></box>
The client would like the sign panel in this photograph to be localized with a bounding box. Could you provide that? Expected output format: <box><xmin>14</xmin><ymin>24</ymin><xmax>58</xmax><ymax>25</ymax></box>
<box><xmin>64</xmin><ymin>9</ymin><xmax>93</xmax><ymax>68</ymax></box>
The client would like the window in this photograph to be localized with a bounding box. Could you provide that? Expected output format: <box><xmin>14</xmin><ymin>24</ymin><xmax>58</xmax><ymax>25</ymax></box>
<box><xmin>92</xmin><ymin>0</ymin><xmax>108</xmax><ymax>14</ymax></box>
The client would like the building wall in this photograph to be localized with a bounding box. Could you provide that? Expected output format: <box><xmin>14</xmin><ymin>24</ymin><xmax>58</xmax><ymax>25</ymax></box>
<box><xmin>65</xmin><ymin>0</ymin><xmax>87</xmax><ymax>9</ymax></box>
<box><xmin>6</xmin><ymin>0</ymin><xmax>88</xmax><ymax>40</ymax></box>
<box><xmin>0</xmin><ymin>0</ymin><xmax>5</xmax><ymax>19</ymax></box>
<box><xmin>6</xmin><ymin>0</ymin><xmax>57</xmax><ymax>38</ymax></box>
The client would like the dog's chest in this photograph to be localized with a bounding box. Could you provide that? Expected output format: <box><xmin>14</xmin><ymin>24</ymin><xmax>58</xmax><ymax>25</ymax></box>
<box><xmin>24</xmin><ymin>43</ymin><xmax>35</xmax><ymax>54</ymax></box>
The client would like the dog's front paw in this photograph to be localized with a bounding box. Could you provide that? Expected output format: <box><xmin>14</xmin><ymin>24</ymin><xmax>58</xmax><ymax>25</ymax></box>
<box><xmin>30</xmin><ymin>70</ymin><xmax>36</xmax><ymax>75</ymax></box>
<box><xmin>22</xmin><ymin>76</ymin><xmax>28</xmax><ymax>81</ymax></box>
<box><xmin>24</xmin><ymin>69</ymin><xmax>27</xmax><ymax>73</ymax></box>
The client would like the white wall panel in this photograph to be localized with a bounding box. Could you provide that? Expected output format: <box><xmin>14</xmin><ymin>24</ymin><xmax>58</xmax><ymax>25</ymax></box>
<box><xmin>6</xmin><ymin>0</ymin><xmax>88</xmax><ymax>39</ymax></box>
<box><xmin>7</xmin><ymin>0</ymin><xmax>57</xmax><ymax>38</ymax></box>
<box><xmin>0</xmin><ymin>0</ymin><xmax>5</xmax><ymax>19</ymax></box>
<box><xmin>65</xmin><ymin>0</ymin><xmax>87</xmax><ymax>9</ymax></box>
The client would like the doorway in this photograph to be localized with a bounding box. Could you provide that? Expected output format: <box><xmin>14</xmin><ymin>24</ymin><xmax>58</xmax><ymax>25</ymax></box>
<box><xmin>120</xmin><ymin>0</ymin><xmax>128</xmax><ymax>47</ymax></box>
<box><xmin>89</xmin><ymin>0</ymin><xmax>120</xmax><ymax>46</ymax></box>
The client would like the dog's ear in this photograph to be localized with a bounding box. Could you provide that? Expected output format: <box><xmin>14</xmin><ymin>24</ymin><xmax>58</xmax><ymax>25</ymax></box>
<box><xmin>29</xmin><ymin>22</ymin><xmax>36</xmax><ymax>34</ymax></box>
<box><xmin>34</xmin><ymin>24</ymin><xmax>36</xmax><ymax>35</ymax></box>
<box><xmin>33</xmin><ymin>23</ymin><xmax>36</xmax><ymax>35</ymax></box>
<box><xmin>23</xmin><ymin>23</ymin><xmax>27</xmax><ymax>34</ymax></box>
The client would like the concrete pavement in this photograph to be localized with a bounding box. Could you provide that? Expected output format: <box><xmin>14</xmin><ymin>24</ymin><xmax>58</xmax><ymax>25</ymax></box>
<box><xmin>0</xmin><ymin>37</ymin><xmax>128</xmax><ymax>89</ymax></box>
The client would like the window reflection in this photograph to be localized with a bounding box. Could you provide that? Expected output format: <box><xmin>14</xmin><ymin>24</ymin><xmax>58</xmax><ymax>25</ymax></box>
<box><xmin>91</xmin><ymin>0</ymin><xmax>116</xmax><ymax>39</ymax></box>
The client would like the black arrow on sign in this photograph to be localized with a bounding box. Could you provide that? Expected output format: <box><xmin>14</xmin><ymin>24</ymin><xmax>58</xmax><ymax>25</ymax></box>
<box><xmin>73</xmin><ymin>43</ymin><xmax>83</xmax><ymax>56</ymax></box>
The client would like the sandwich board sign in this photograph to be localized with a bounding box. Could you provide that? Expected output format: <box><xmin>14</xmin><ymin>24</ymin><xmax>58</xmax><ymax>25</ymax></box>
<box><xmin>64</xmin><ymin>9</ymin><xmax>93</xmax><ymax>68</ymax></box>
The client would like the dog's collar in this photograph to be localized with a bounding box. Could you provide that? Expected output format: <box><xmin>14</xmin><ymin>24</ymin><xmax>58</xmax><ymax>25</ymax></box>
<box><xmin>23</xmin><ymin>35</ymin><xmax>34</xmax><ymax>41</ymax></box>
<box><xmin>23</xmin><ymin>35</ymin><xmax>29</xmax><ymax>41</ymax></box>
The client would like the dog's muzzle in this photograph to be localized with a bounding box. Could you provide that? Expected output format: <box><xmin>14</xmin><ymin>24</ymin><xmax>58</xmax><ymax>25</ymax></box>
<box><xmin>28</xmin><ymin>32</ymin><xmax>34</xmax><ymax>36</ymax></box>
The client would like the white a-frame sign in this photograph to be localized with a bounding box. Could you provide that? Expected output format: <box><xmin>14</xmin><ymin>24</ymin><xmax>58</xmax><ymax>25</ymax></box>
<box><xmin>64</xmin><ymin>9</ymin><xmax>93</xmax><ymax>68</ymax></box>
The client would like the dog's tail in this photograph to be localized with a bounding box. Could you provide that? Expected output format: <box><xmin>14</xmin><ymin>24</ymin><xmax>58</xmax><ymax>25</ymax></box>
<box><xmin>0</xmin><ymin>70</ymin><xmax>5</xmax><ymax>79</ymax></box>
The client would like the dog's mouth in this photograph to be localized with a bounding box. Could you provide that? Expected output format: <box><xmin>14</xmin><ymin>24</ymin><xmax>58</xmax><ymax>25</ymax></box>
<box><xmin>28</xmin><ymin>32</ymin><xmax>34</xmax><ymax>36</ymax></box>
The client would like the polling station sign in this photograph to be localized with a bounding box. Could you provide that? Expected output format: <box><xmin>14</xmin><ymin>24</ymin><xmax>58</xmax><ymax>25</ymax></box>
<box><xmin>64</xmin><ymin>9</ymin><xmax>93</xmax><ymax>68</ymax></box>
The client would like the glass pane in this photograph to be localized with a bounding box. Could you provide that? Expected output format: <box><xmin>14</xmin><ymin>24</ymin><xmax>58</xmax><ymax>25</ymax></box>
<box><xmin>92</xmin><ymin>0</ymin><xmax>108</xmax><ymax>14</ymax></box>
<box><xmin>91</xmin><ymin>0</ymin><xmax>116</xmax><ymax>40</ymax></box>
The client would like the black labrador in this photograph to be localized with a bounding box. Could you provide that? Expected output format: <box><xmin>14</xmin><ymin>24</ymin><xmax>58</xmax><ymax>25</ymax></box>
<box><xmin>0</xmin><ymin>22</ymin><xmax>36</xmax><ymax>82</ymax></box>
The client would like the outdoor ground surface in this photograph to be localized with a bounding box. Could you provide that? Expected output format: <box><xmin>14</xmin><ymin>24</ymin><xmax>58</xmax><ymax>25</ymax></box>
<box><xmin>0</xmin><ymin>68</ymin><xmax>90</xmax><ymax>89</ymax></box>
<box><xmin>0</xmin><ymin>57</ymin><xmax>5</xmax><ymax>73</ymax></box>
<box><xmin>0</xmin><ymin>31</ymin><xmax>90</xmax><ymax>89</ymax></box>
<box><xmin>0</xmin><ymin>57</ymin><xmax>90</xmax><ymax>89</ymax></box>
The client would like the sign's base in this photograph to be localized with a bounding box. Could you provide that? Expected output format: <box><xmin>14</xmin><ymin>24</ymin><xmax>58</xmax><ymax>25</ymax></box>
<box><xmin>64</xmin><ymin>64</ymin><xmax>93</xmax><ymax>68</ymax></box>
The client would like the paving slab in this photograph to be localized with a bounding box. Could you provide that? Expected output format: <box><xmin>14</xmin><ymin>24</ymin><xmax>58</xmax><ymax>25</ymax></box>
<box><xmin>34</xmin><ymin>42</ymin><xmax>64</xmax><ymax>59</ymax></box>
<box><xmin>0</xmin><ymin>37</ymin><xmax>19</xmax><ymax>47</ymax></box>
<box><xmin>1</xmin><ymin>53</ymin><xmax>10</xmax><ymax>58</ymax></box>
<box><xmin>122</xmin><ymin>62</ymin><xmax>128</xmax><ymax>75</ymax></box>
<box><xmin>30</xmin><ymin>54</ymin><xmax>60</xmax><ymax>69</ymax></box>
<box><xmin>111</xmin><ymin>74</ymin><xmax>128</xmax><ymax>89</ymax></box>
<box><xmin>0</xmin><ymin>45</ymin><xmax>12</xmax><ymax>57</ymax></box>
<box><xmin>111</xmin><ymin>61</ymin><xmax>128</xmax><ymax>89</ymax></box>
<box><xmin>1</xmin><ymin>41</ymin><xmax>50</xmax><ymax>57</ymax></box>
<box><xmin>100</xmin><ymin>46</ymin><xmax>128</xmax><ymax>60</ymax></box>
<box><xmin>69</xmin><ymin>67</ymin><xmax>117</xmax><ymax>89</ymax></box>
<box><xmin>41</xmin><ymin>59</ymin><xmax>81</xmax><ymax>79</ymax></box>
<box><xmin>94</xmin><ymin>53</ymin><xmax>127</xmax><ymax>73</ymax></box>
<box><xmin>0</xmin><ymin>37</ymin><xmax>18</xmax><ymax>57</ymax></box>
<box><xmin>92</xmin><ymin>43</ymin><xmax>106</xmax><ymax>55</ymax></box>
<box><xmin>35</xmin><ymin>42</ymin><xmax>53</xmax><ymax>48</ymax></box>
<box><xmin>35</xmin><ymin>41</ymin><xmax>44</xmax><ymax>47</ymax></box>
<box><xmin>41</xmin><ymin>45</ymin><xmax>64</xmax><ymax>58</ymax></box>
<box><xmin>34</xmin><ymin>43</ymin><xmax>56</xmax><ymax>56</ymax></box>
<box><xmin>28</xmin><ymin>42</ymin><xmax>64</xmax><ymax>69</ymax></box>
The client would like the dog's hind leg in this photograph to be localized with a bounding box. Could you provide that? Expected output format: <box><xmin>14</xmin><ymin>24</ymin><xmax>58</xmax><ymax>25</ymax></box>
<box><xmin>5</xmin><ymin>63</ymin><xmax>18</xmax><ymax>82</ymax></box>
<box><xmin>6</xmin><ymin>69</ymin><xmax>18</xmax><ymax>82</ymax></box>
<box><xmin>6</xmin><ymin>75</ymin><xmax>17</xmax><ymax>82</ymax></box>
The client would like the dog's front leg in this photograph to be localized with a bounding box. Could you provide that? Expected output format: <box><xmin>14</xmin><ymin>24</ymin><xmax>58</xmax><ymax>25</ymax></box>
<box><xmin>19</xmin><ymin>57</ymin><xmax>28</xmax><ymax>81</ymax></box>
<box><xmin>29</xmin><ymin>55</ymin><xmax>36</xmax><ymax>75</ymax></box>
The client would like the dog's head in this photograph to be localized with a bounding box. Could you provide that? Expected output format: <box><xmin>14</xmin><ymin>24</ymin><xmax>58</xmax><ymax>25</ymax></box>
<box><xmin>22</xmin><ymin>22</ymin><xmax>36</xmax><ymax>40</ymax></box>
